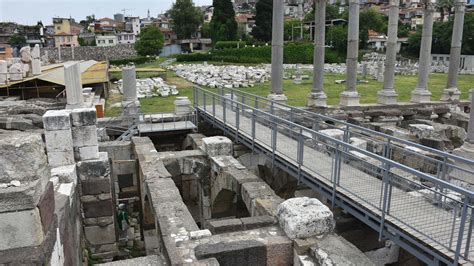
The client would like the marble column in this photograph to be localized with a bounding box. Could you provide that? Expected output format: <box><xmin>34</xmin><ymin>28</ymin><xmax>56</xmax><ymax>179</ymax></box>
<box><xmin>378</xmin><ymin>0</ymin><xmax>399</xmax><ymax>104</ymax></box>
<box><xmin>308</xmin><ymin>0</ymin><xmax>328</xmax><ymax>107</ymax></box>
<box><xmin>122</xmin><ymin>66</ymin><xmax>140</xmax><ymax>117</ymax></box>
<box><xmin>64</xmin><ymin>63</ymin><xmax>84</xmax><ymax>109</ymax></box>
<box><xmin>340</xmin><ymin>0</ymin><xmax>361</xmax><ymax>106</ymax></box>
<box><xmin>411</xmin><ymin>0</ymin><xmax>434</xmax><ymax>103</ymax></box>
<box><xmin>31</xmin><ymin>44</ymin><xmax>42</xmax><ymax>76</ymax></box>
<box><xmin>58</xmin><ymin>46</ymin><xmax>62</xmax><ymax>62</ymax></box>
<box><xmin>268</xmin><ymin>0</ymin><xmax>288</xmax><ymax>104</ymax></box>
<box><xmin>441</xmin><ymin>0</ymin><xmax>466</xmax><ymax>101</ymax></box>
<box><xmin>0</xmin><ymin>60</ymin><xmax>7</xmax><ymax>85</ymax></box>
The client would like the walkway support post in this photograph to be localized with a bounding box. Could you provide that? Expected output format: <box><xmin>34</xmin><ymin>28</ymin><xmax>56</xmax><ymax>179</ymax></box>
<box><xmin>340</xmin><ymin>0</ymin><xmax>361</xmax><ymax>106</ymax></box>
<box><xmin>441</xmin><ymin>0</ymin><xmax>466</xmax><ymax>101</ymax></box>
<box><xmin>411</xmin><ymin>0</ymin><xmax>434</xmax><ymax>103</ymax></box>
<box><xmin>378</xmin><ymin>0</ymin><xmax>399</xmax><ymax>104</ymax></box>
<box><xmin>268</xmin><ymin>0</ymin><xmax>288</xmax><ymax>104</ymax></box>
<box><xmin>308</xmin><ymin>0</ymin><xmax>328</xmax><ymax>107</ymax></box>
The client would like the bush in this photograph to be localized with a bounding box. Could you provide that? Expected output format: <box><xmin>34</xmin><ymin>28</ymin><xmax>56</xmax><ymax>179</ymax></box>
<box><xmin>176</xmin><ymin>42</ymin><xmax>346</xmax><ymax>64</ymax></box>
<box><xmin>215</xmin><ymin>41</ymin><xmax>246</xmax><ymax>49</ymax></box>
<box><xmin>109</xmin><ymin>56</ymin><xmax>153</xmax><ymax>66</ymax></box>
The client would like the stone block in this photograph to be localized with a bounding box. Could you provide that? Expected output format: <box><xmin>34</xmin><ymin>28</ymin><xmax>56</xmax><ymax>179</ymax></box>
<box><xmin>72</xmin><ymin>125</ymin><xmax>98</xmax><ymax>148</ymax></box>
<box><xmin>318</xmin><ymin>129</ymin><xmax>344</xmax><ymax>141</ymax></box>
<box><xmin>37</xmin><ymin>182</ymin><xmax>55</xmax><ymax>232</ymax></box>
<box><xmin>75</xmin><ymin>145</ymin><xmax>99</xmax><ymax>161</ymax></box>
<box><xmin>76</xmin><ymin>152</ymin><xmax>109</xmax><ymax>180</ymax></box>
<box><xmin>310</xmin><ymin>234</ymin><xmax>375</xmax><ymax>265</ymax></box>
<box><xmin>84</xmin><ymin>224</ymin><xmax>116</xmax><ymax>245</ymax></box>
<box><xmin>277</xmin><ymin>197</ymin><xmax>334</xmax><ymax>239</ymax></box>
<box><xmin>44</xmin><ymin>129</ymin><xmax>73</xmax><ymax>152</ymax></box>
<box><xmin>241</xmin><ymin>215</ymin><xmax>276</xmax><ymax>230</ymax></box>
<box><xmin>81</xmin><ymin>178</ymin><xmax>111</xmax><ymax>195</ymax></box>
<box><xmin>48</xmin><ymin>150</ymin><xmax>75</xmax><ymax>168</ymax></box>
<box><xmin>195</xmin><ymin>240</ymin><xmax>267</xmax><ymax>265</ymax></box>
<box><xmin>0</xmin><ymin>208</ymin><xmax>44</xmax><ymax>250</ymax></box>
<box><xmin>42</xmin><ymin>110</ymin><xmax>71</xmax><ymax>130</ymax></box>
<box><xmin>207</xmin><ymin>218</ymin><xmax>243</xmax><ymax>234</ymax></box>
<box><xmin>189</xmin><ymin>229</ymin><xmax>212</xmax><ymax>240</ymax></box>
<box><xmin>201</xmin><ymin>136</ymin><xmax>233</xmax><ymax>157</ymax></box>
<box><xmin>82</xmin><ymin>199</ymin><xmax>113</xmax><ymax>218</ymax></box>
<box><xmin>51</xmin><ymin>165</ymin><xmax>77</xmax><ymax>184</ymax></box>
<box><xmin>70</xmin><ymin>108</ymin><xmax>97</xmax><ymax>126</ymax></box>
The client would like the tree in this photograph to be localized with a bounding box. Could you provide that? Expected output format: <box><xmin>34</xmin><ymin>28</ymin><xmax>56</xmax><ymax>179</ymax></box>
<box><xmin>169</xmin><ymin>0</ymin><xmax>203</xmax><ymax>39</ymax></box>
<box><xmin>9</xmin><ymin>34</ymin><xmax>26</xmax><ymax>47</ymax></box>
<box><xmin>436</xmin><ymin>0</ymin><xmax>453</xmax><ymax>22</ymax></box>
<box><xmin>304</xmin><ymin>3</ymin><xmax>342</xmax><ymax>22</ymax></box>
<box><xmin>359</xmin><ymin>8</ymin><xmax>387</xmax><ymax>49</ymax></box>
<box><xmin>327</xmin><ymin>24</ymin><xmax>347</xmax><ymax>56</ymax></box>
<box><xmin>79</xmin><ymin>14</ymin><xmax>95</xmax><ymax>31</ymax></box>
<box><xmin>210</xmin><ymin>0</ymin><xmax>238</xmax><ymax>42</ymax></box>
<box><xmin>134</xmin><ymin>26</ymin><xmax>165</xmax><ymax>56</ymax></box>
<box><xmin>251</xmin><ymin>0</ymin><xmax>272</xmax><ymax>42</ymax></box>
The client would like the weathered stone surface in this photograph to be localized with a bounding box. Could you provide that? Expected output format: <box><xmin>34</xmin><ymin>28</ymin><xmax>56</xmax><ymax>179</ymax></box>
<box><xmin>241</xmin><ymin>215</ymin><xmax>277</xmax><ymax>230</ymax></box>
<box><xmin>81</xmin><ymin>178</ymin><xmax>111</xmax><ymax>195</ymax></box>
<box><xmin>75</xmin><ymin>145</ymin><xmax>99</xmax><ymax>161</ymax></box>
<box><xmin>277</xmin><ymin>197</ymin><xmax>334</xmax><ymax>239</ymax></box>
<box><xmin>76</xmin><ymin>152</ymin><xmax>110</xmax><ymax>180</ymax></box>
<box><xmin>310</xmin><ymin>234</ymin><xmax>375</xmax><ymax>265</ymax></box>
<box><xmin>48</xmin><ymin>150</ymin><xmax>75</xmax><ymax>168</ymax></box>
<box><xmin>51</xmin><ymin>164</ymin><xmax>77</xmax><ymax>184</ymax></box>
<box><xmin>82</xmin><ymin>199</ymin><xmax>113</xmax><ymax>218</ymax></box>
<box><xmin>37</xmin><ymin>182</ymin><xmax>55</xmax><ymax>232</ymax></box>
<box><xmin>96</xmin><ymin>255</ymin><xmax>164</xmax><ymax>266</ymax></box>
<box><xmin>207</xmin><ymin>219</ymin><xmax>243</xmax><ymax>234</ymax></box>
<box><xmin>70</xmin><ymin>108</ymin><xmax>97</xmax><ymax>126</ymax></box>
<box><xmin>42</xmin><ymin>110</ymin><xmax>71</xmax><ymax>130</ymax></box>
<box><xmin>84</xmin><ymin>225</ymin><xmax>116</xmax><ymax>245</ymax></box>
<box><xmin>189</xmin><ymin>229</ymin><xmax>212</xmax><ymax>240</ymax></box>
<box><xmin>0</xmin><ymin>208</ymin><xmax>44</xmax><ymax>250</ymax></box>
<box><xmin>72</xmin><ymin>125</ymin><xmax>98</xmax><ymax>148</ymax></box>
<box><xmin>44</xmin><ymin>129</ymin><xmax>74</xmax><ymax>152</ymax></box>
<box><xmin>201</xmin><ymin>136</ymin><xmax>233</xmax><ymax>157</ymax></box>
<box><xmin>195</xmin><ymin>240</ymin><xmax>267</xmax><ymax>265</ymax></box>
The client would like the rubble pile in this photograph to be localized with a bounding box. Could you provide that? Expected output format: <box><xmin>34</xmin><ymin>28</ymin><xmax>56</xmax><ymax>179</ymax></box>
<box><xmin>169</xmin><ymin>63</ymin><xmax>269</xmax><ymax>88</ymax></box>
<box><xmin>116</xmin><ymin>77</ymin><xmax>178</xmax><ymax>98</ymax></box>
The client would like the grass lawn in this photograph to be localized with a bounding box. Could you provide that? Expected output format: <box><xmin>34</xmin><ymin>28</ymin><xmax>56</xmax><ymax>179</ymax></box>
<box><xmin>105</xmin><ymin>59</ymin><xmax>474</xmax><ymax>116</ymax></box>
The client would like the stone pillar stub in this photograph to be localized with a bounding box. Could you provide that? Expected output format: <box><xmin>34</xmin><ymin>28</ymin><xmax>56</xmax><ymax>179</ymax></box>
<box><xmin>340</xmin><ymin>0</ymin><xmax>361</xmax><ymax>106</ymax></box>
<box><xmin>0</xmin><ymin>60</ymin><xmax>7</xmax><ymax>85</ymax></box>
<box><xmin>31</xmin><ymin>44</ymin><xmax>42</xmax><ymax>76</ymax></box>
<box><xmin>441</xmin><ymin>0</ymin><xmax>466</xmax><ymax>101</ymax></box>
<box><xmin>270</xmin><ymin>0</ymin><xmax>287</xmax><ymax>100</ymax></box>
<box><xmin>412</xmin><ymin>0</ymin><xmax>434</xmax><ymax>103</ymax></box>
<box><xmin>64</xmin><ymin>63</ymin><xmax>84</xmax><ymax>109</ymax></box>
<box><xmin>122</xmin><ymin>66</ymin><xmax>140</xmax><ymax>118</ymax></box>
<box><xmin>378</xmin><ymin>0</ymin><xmax>399</xmax><ymax>105</ymax></box>
<box><xmin>308</xmin><ymin>0</ymin><xmax>328</xmax><ymax>107</ymax></box>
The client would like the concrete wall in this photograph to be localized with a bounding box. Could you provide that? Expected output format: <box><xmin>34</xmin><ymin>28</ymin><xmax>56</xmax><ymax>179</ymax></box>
<box><xmin>41</xmin><ymin>44</ymin><xmax>137</xmax><ymax>62</ymax></box>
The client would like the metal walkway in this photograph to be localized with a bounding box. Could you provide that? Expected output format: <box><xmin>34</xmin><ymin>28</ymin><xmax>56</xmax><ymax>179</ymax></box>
<box><xmin>193</xmin><ymin>86</ymin><xmax>474</xmax><ymax>265</ymax></box>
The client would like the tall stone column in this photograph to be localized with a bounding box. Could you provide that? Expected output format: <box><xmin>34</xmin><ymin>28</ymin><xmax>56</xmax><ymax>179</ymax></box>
<box><xmin>122</xmin><ymin>66</ymin><xmax>140</xmax><ymax>118</ymax></box>
<box><xmin>411</xmin><ymin>0</ymin><xmax>434</xmax><ymax>103</ymax></box>
<box><xmin>268</xmin><ymin>0</ymin><xmax>288</xmax><ymax>104</ymax></box>
<box><xmin>377</xmin><ymin>0</ymin><xmax>399</xmax><ymax>104</ymax></box>
<box><xmin>65</xmin><ymin>63</ymin><xmax>84</xmax><ymax>109</ymax></box>
<box><xmin>308</xmin><ymin>0</ymin><xmax>328</xmax><ymax>107</ymax></box>
<box><xmin>340</xmin><ymin>0</ymin><xmax>361</xmax><ymax>106</ymax></box>
<box><xmin>441</xmin><ymin>0</ymin><xmax>466</xmax><ymax>101</ymax></box>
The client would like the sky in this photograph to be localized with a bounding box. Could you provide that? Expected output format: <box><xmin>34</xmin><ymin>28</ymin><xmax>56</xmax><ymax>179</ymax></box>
<box><xmin>0</xmin><ymin>0</ymin><xmax>212</xmax><ymax>25</ymax></box>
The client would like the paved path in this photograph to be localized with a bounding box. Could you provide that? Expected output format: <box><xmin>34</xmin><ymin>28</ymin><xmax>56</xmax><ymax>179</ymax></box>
<box><xmin>200</xmin><ymin>104</ymin><xmax>473</xmax><ymax>263</ymax></box>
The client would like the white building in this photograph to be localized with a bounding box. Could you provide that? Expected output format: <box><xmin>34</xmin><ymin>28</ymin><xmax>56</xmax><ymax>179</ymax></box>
<box><xmin>95</xmin><ymin>35</ymin><xmax>118</xmax><ymax>47</ymax></box>
<box><xmin>125</xmin><ymin>17</ymin><xmax>141</xmax><ymax>36</ymax></box>
<box><xmin>117</xmin><ymin>32</ymin><xmax>136</xmax><ymax>45</ymax></box>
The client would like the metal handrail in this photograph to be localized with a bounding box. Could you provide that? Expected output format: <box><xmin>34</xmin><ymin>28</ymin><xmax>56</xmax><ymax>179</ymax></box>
<box><xmin>194</xmin><ymin>87</ymin><xmax>474</xmax><ymax>198</ymax></box>
<box><xmin>194</xmin><ymin>86</ymin><xmax>474</xmax><ymax>264</ymax></box>
<box><xmin>212</xmin><ymin>86</ymin><xmax>474</xmax><ymax>165</ymax></box>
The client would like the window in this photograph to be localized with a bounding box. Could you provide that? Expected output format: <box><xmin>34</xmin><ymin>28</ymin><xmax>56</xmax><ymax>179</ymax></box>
<box><xmin>108</xmin><ymin>39</ymin><xmax>113</xmax><ymax>44</ymax></box>
<box><xmin>67</xmin><ymin>36</ymin><xmax>71</xmax><ymax>42</ymax></box>
<box><xmin>57</xmin><ymin>26</ymin><xmax>61</xmax><ymax>30</ymax></box>
<box><xmin>124</xmin><ymin>35</ymin><xmax>128</xmax><ymax>40</ymax></box>
<box><xmin>118</xmin><ymin>36</ymin><xmax>121</xmax><ymax>41</ymax></box>
<box><xmin>61</xmin><ymin>36</ymin><xmax>65</xmax><ymax>42</ymax></box>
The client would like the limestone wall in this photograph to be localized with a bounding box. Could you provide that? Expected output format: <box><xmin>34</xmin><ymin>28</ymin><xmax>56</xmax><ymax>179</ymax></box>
<box><xmin>41</xmin><ymin>45</ymin><xmax>138</xmax><ymax>62</ymax></box>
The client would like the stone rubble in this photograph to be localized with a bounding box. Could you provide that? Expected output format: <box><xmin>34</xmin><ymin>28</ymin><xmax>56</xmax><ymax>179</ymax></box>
<box><xmin>116</xmin><ymin>77</ymin><xmax>178</xmax><ymax>98</ymax></box>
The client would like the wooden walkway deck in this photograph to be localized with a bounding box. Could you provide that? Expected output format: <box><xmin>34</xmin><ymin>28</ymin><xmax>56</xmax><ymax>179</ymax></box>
<box><xmin>201</xmin><ymin>104</ymin><xmax>473</xmax><ymax>263</ymax></box>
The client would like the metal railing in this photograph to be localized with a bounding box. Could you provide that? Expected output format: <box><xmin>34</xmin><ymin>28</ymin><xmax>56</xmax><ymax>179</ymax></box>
<box><xmin>212</xmin><ymin>86</ymin><xmax>474</xmax><ymax>201</ymax></box>
<box><xmin>193</xmin><ymin>86</ymin><xmax>474</xmax><ymax>265</ymax></box>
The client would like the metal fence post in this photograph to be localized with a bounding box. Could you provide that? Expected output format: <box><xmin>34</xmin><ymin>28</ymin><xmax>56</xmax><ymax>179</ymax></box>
<box><xmin>271</xmin><ymin>120</ymin><xmax>277</xmax><ymax>169</ymax></box>
<box><xmin>464</xmin><ymin>207</ymin><xmax>473</xmax><ymax>259</ymax></box>
<box><xmin>251</xmin><ymin>110</ymin><xmax>256</xmax><ymax>152</ymax></box>
<box><xmin>236</xmin><ymin>104</ymin><xmax>240</xmax><ymax>143</ymax></box>
<box><xmin>297</xmin><ymin>127</ymin><xmax>304</xmax><ymax>184</ymax></box>
<box><xmin>454</xmin><ymin>198</ymin><xmax>469</xmax><ymax>265</ymax></box>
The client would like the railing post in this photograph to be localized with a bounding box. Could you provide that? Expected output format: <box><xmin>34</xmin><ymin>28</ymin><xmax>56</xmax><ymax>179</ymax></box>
<box><xmin>464</xmin><ymin>207</ymin><xmax>473</xmax><ymax>259</ymax></box>
<box><xmin>203</xmin><ymin>92</ymin><xmax>207</xmax><ymax>112</ymax></box>
<box><xmin>212</xmin><ymin>95</ymin><xmax>216</xmax><ymax>122</ymax></box>
<box><xmin>271</xmin><ymin>120</ymin><xmax>277</xmax><ymax>169</ymax></box>
<box><xmin>454</xmin><ymin>198</ymin><xmax>469</xmax><ymax>265</ymax></box>
<box><xmin>242</xmin><ymin>95</ymin><xmax>246</xmax><ymax>113</ymax></box>
<box><xmin>223</xmin><ymin>96</ymin><xmax>227</xmax><ymax>136</ymax></box>
<box><xmin>330</xmin><ymin>143</ymin><xmax>341</xmax><ymax>208</ymax></box>
<box><xmin>235</xmin><ymin>104</ymin><xmax>240</xmax><ymax>143</ymax></box>
<box><xmin>255</xmin><ymin>96</ymin><xmax>258</xmax><ymax>109</ymax></box>
<box><xmin>251</xmin><ymin>109</ymin><xmax>256</xmax><ymax>152</ymax></box>
<box><xmin>297</xmin><ymin>127</ymin><xmax>304</xmax><ymax>184</ymax></box>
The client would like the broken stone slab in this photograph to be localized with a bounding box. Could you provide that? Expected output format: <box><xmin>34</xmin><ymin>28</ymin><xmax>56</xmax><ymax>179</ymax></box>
<box><xmin>42</xmin><ymin>109</ymin><xmax>72</xmax><ymax>131</ymax></box>
<box><xmin>310</xmin><ymin>234</ymin><xmax>375</xmax><ymax>265</ymax></box>
<box><xmin>277</xmin><ymin>197</ymin><xmax>334</xmax><ymax>240</ymax></box>
<box><xmin>201</xmin><ymin>136</ymin><xmax>233</xmax><ymax>157</ymax></box>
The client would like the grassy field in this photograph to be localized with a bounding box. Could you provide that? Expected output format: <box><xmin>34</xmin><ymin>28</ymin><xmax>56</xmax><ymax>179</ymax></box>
<box><xmin>104</xmin><ymin>60</ymin><xmax>474</xmax><ymax>116</ymax></box>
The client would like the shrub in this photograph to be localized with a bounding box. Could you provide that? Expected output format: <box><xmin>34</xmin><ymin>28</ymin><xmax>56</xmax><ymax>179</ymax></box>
<box><xmin>109</xmin><ymin>56</ymin><xmax>153</xmax><ymax>66</ymax></box>
<box><xmin>215</xmin><ymin>41</ymin><xmax>246</xmax><ymax>49</ymax></box>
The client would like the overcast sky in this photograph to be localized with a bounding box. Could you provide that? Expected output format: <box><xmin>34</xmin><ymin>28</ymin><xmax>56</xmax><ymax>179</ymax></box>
<box><xmin>0</xmin><ymin>0</ymin><xmax>212</xmax><ymax>25</ymax></box>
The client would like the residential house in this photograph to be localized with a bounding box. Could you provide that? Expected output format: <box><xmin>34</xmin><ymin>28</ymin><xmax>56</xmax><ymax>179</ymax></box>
<box><xmin>117</xmin><ymin>32</ymin><xmax>136</xmax><ymax>44</ymax></box>
<box><xmin>0</xmin><ymin>22</ymin><xmax>43</xmax><ymax>46</ymax></box>
<box><xmin>53</xmin><ymin>18</ymin><xmax>83</xmax><ymax>47</ymax></box>
<box><xmin>96</xmin><ymin>35</ymin><xmax>118</xmax><ymax>47</ymax></box>
<box><xmin>236</xmin><ymin>13</ymin><xmax>255</xmax><ymax>36</ymax></box>
<box><xmin>125</xmin><ymin>17</ymin><xmax>141</xmax><ymax>36</ymax></box>
<box><xmin>367</xmin><ymin>30</ymin><xmax>407</xmax><ymax>52</ymax></box>
<box><xmin>95</xmin><ymin>17</ymin><xmax>119</xmax><ymax>33</ymax></box>
<box><xmin>0</xmin><ymin>44</ymin><xmax>13</xmax><ymax>60</ymax></box>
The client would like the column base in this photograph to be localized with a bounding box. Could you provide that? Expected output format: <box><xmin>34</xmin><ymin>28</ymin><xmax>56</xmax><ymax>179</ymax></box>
<box><xmin>267</xmin><ymin>93</ymin><xmax>288</xmax><ymax>105</ymax></box>
<box><xmin>410</xmin><ymin>89</ymin><xmax>432</xmax><ymax>103</ymax></box>
<box><xmin>307</xmin><ymin>92</ymin><xmax>327</xmax><ymax>107</ymax></box>
<box><xmin>66</xmin><ymin>103</ymin><xmax>84</xmax><ymax>110</ymax></box>
<box><xmin>377</xmin><ymin>90</ymin><xmax>398</xmax><ymax>105</ymax></box>
<box><xmin>122</xmin><ymin>100</ymin><xmax>141</xmax><ymax>116</ymax></box>
<box><xmin>440</xmin><ymin>87</ymin><xmax>461</xmax><ymax>101</ymax></box>
<box><xmin>339</xmin><ymin>91</ymin><xmax>360</xmax><ymax>106</ymax></box>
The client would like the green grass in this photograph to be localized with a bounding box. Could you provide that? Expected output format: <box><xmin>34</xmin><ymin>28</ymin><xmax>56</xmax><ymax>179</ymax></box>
<box><xmin>105</xmin><ymin>59</ymin><xmax>474</xmax><ymax>116</ymax></box>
